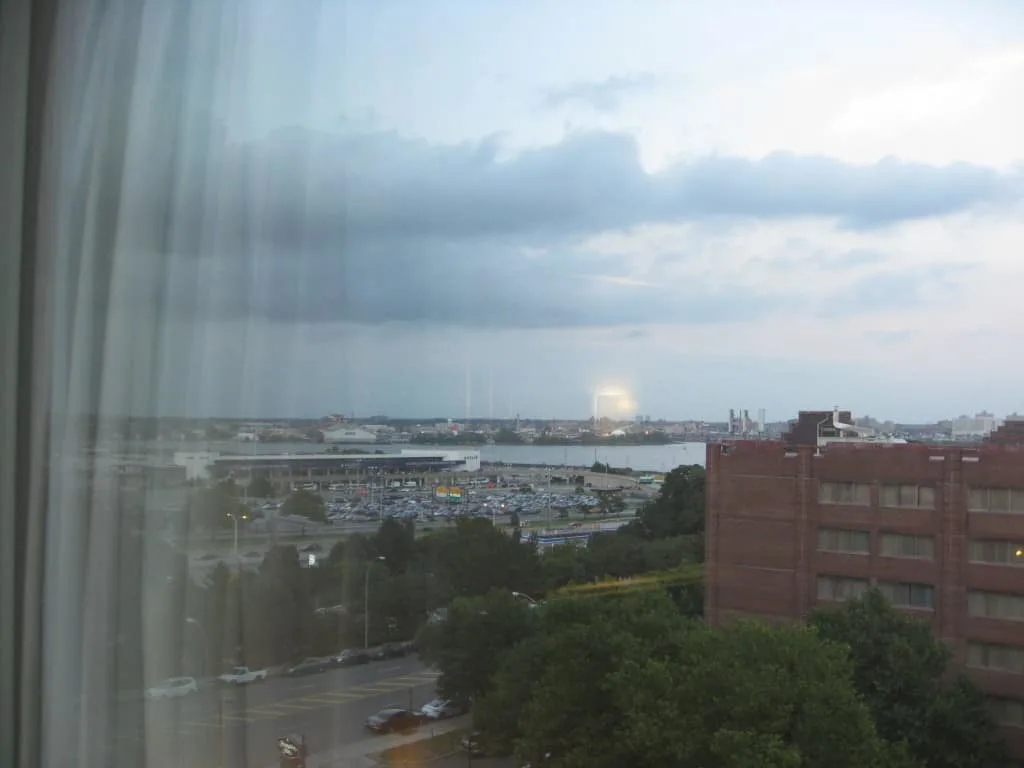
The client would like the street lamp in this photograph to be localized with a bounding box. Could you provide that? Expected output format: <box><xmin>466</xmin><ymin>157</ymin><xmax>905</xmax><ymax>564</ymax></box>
<box><xmin>225</xmin><ymin>510</ymin><xmax>248</xmax><ymax>562</ymax></box>
<box><xmin>364</xmin><ymin>556</ymin><xmax>386</xmax><ymax>649</ymax></box>
<box><xmin>511</xmin><ymin>591</ymin><xmax>539</xmax><ymax>607</ymax></box>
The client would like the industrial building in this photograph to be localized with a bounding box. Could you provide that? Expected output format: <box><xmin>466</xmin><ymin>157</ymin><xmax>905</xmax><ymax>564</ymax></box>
<box><xmin>705</xmin><ymin>409</ymin><xmax>1024</xmax><ymax>759</ymax></box>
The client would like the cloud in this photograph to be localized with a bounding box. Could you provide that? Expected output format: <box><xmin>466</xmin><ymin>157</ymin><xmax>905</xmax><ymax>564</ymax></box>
<box><xmin>115</xmin><ymin>126</ymin><xmax>1018</xmax><ymax>329</ymax></box>
<box><xmin>149</xmin><ymin>127</ymin><xmax>1017</xmax><ymax>254</ymax></box>
<box><xmin>818</xmin><ymin>262</ymin><xmax>975</xmax><ymax>318</ymax></box>
<box><xmin>541</xmin><ymin>73</ymin><xmax>661</xmax><ymax>113</ymax></box>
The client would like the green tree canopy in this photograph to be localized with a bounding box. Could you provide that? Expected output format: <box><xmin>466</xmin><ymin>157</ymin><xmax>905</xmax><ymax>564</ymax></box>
<box><xmin>417</xmin><ymin>589</ymin><xmax>538</xmax><ymax>704</ymax></box>
<box><xmin>426</xmin><ymin>517</ymin><xmax>542</xmax><ymax>599</ymax></box>
<box><xmin>279</xmin><ymin>489</ymin><xmax>326</xmax><ymax>523</ymax></box>
<box><xmin>809</xmin><ymin>590</ymin><xmax>1007</xmax><ymax>768</ymax></box>
<box><xmin>372</xmin><ymin>517</ymin><xmax>417</xmax><ymax>573</ymax></box>
<box><xmin>475</xmin><ymin>593</ymin><xmax>919</xmax><ymax>768</ymax></box>
<box><xmin>628</xmin><ymin>464</ymin><xmax>705</xmax><ymax>542</ymax></box>
<box><xmin>184</xmin><ymin>480</ymin><xmax>249</xmax><ymax>531</ymax></box>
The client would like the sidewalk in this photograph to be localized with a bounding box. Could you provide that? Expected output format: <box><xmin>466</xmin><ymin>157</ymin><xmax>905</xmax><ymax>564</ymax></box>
<box><xmin>261</xmin><ymin>716</ymin><xmax>470</xmax><ymax>768</ymax></box>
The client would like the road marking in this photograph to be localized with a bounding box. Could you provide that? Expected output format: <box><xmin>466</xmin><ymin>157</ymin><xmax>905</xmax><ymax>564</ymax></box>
<box><xmin>293</xmin><ymin>682</ymin><xmax>319</xmax><ymax>691</ymax></box>
<box><xmin>261</xmin><ymin>702</ymin><xmax>319</xmax><ymax>712</ymax></box>
<box><xmin>194</xmin><ymin>668</ymin><xmax>441</xmax><ymax>726</ymax></box>
<box><xmin>244</xmin><ymin>706</ymin><xmax>295</xmax><ymax>717</ymax></box>
<box><xmin>305</xmin><ymin>692</ymin><xmax>360</xmax><ymax>703</ymax></box>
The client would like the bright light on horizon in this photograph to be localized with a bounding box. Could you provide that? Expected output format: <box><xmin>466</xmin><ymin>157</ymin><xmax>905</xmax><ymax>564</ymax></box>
<box><xmin>593</xmin><ymin>385</ymin><xmax>637</xmax><ymax>421</ymax></box>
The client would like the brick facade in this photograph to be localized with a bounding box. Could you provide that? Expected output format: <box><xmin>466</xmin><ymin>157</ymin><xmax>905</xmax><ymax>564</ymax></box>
<box><xmin>705</xmin><ymin>439</ymin><xmax>1024</xmax><ymax>760</ymax></box>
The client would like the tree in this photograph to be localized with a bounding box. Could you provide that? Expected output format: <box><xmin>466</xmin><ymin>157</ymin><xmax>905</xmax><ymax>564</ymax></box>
<box><xmin>373</xmin><ymin>517</ymin><xmax>417</xmax><ymax>573</ymax></box>
<box><xmin>428</xmin><ymin>517</ymin><xmax>542</xmax><ymax>599</ymax></box>
<box><xmin>417</xmin><ymin>590</ymin><xmax>538</xmax><ymax>704</ymax></box>
<box><xmin>628</xmin><ymin>464</ymin><xmax>705</xmax><ymax>543</ymax></box>
<box><xmin>280</xmin><ymin>489</ymin><xmax>326</xmax><ymax>523</ymax></box>
<box><xmin>184</xmin><ymin>480</ymin><xmax>249</xmax><ymax>531</ymax></box>
<box><xmin>255</xmin><ymin>546</ymin><xmax>311</xmax><ymax>662</ymax></box>
<box><xmin>810</xmin><ymin>590</ymin><xmax>1007</xmax><ymax>768</ymax></box>
<box><xmin>475</xmin><ymin>593</ymin><xmax>919</xmax><ymax>768</ymax></box>
<box><xmin>597</xmin><ymin>493</ymin><xmax>626</xmax><ymax>517</ymax></box>
<box><xmin>247</xmin><ymin>473</ymin><xmax>274</xmax><ymax>498</ymax></box>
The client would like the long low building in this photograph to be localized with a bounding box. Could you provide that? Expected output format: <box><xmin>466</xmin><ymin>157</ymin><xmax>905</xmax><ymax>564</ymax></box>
<box><xmin>174</xmin><ymin>448</ymin><xmax>481</xmax><ymax>482</ymax></box>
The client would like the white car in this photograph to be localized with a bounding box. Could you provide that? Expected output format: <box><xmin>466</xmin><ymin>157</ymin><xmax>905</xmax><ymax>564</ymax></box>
<box><xmin>418</xmin><ymin>698</ymin><xmax>467</xmax><ymax>720</ymax></box>
<box><xmin>146</xmin><ymin>677</ymin><xmax>198</xmax><ymax>699</ymax></box>
<box><xmin>216</xmin><ymin>666</ymin><xmax>267</xmax><ymax>685</ymax></box>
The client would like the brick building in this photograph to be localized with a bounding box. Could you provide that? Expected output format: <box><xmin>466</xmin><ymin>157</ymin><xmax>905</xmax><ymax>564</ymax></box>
<box><xmin>705</xmin><ymin>411</ymin><xmax>1024</xmax><ymax>759</ymax></box>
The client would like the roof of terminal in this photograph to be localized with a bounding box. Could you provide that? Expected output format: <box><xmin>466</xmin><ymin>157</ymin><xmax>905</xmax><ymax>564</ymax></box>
<box><xmin>214</xmin><ymin>453</ymin><xmax>461</xmax><ymax>462</ymax></box>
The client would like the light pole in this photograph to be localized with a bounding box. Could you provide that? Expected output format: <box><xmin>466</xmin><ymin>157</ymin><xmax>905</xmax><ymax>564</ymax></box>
<box><xmin>364</xmin><ymin>556</ymin><xmax>386</xmax><ymax>649</ymax></box>
<box><xmin>226</xmin><ymin>510</ymin><xmax>248</xmax><ymax>562</ymax></box>
<box><xmin>511</xmin><ymin>591</ymin><xmax>539</xmax><ymax>607</ymax></box>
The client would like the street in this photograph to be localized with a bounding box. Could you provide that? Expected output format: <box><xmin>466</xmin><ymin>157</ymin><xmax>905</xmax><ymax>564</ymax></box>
<box><xmin>126</xmin><ymin>656</ymin><xmax>445</xmax><ymax>767</ymax></box>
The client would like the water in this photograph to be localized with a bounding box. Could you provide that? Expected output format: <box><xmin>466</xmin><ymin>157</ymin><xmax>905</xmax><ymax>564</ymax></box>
<box><xmin>158</xmin><ymin>440</ymin><xmax>707</xmax><ymax>472</ymax></box>
<box><xmin>476</xmin><ymin>443</ymin><xmax>706</xmax><ymax>471</ymax></box>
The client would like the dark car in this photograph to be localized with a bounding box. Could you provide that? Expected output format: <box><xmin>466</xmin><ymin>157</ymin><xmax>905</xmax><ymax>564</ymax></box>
<box><xmin>329</xmin><ymin>648</ymin><xmax>369</xmax><ymax>668</ymax></box>
<box><xmin>365</xmin><ymin>708</ymin><xmax>422</xmax><ymax>734</ymax></box>
<box><xmin>286</xmin><ymin>657</ymin><xmax>328</xmax><ymax>676</ymax></box>
<box><xmin>380</xmin><ymin>642</ymin><xmax>408</xmax><ymax>659</ymax></box>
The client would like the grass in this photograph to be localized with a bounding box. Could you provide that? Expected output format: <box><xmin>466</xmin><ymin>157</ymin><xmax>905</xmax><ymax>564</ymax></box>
<box><xmin>374</xmin><ymin>729</ymin><xmax>466</xmax><ymax>766</ymax></box>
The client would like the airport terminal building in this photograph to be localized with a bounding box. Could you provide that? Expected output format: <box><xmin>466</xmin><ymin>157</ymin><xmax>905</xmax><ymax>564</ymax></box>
<box><xmin>174</xmin><ymin>448</ymin><xmax>481</xmax><ymax>484</ymax></box>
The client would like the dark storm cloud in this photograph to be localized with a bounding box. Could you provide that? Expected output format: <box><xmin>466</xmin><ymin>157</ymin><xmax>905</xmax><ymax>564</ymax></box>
<box><xmin>541</xmin><ymin>73</ymin><xmax>661</xmax><ymax>113</ymax></box>
<box><xmin>164</xmin><ymin>238</ymin><xmax>791</xmax><ymax>329</ymax></box>
<box><xmin>158</xmin><ymin>127</ymin><xmax>1016</xmax><ymax>253</ymax></box>
<box><xmin>126</xmin><ymin>126</ymin><xmax>1017</xmax><ymax>328</ymax></box>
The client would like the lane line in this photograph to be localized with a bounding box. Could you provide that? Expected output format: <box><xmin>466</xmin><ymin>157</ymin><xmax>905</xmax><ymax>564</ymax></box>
<box><xmin>193</xmin><ymin>668</ymin><xmax>441</xmax><ymax>727</ymax></box>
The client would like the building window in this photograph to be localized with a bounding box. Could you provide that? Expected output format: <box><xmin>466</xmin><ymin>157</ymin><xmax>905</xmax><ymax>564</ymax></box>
<box><xmin>879</xmin><ymin>484</ymin><xmax>935</xmax><ymax>509</ymax></box>
<box><xmin>877</xmin><ymin>581</ymin><xmax>935</xmax><ymax>610</ymax></box>
<box><xmin>968</xmin><ymin>591</ymin><xmax>1024</xmax><ymax>621</ymax></box>
<box><xmin>967</xmin><ymin>642</ymin><xmax>1024</xmax><ymax>674</ymax></box>
<box><xmin>879</xmin><ymin>533</ymin><xmax>934</xmax><ymax>560</ymax></box>
<box><xmin>988</xmin><ymin>698</ymin><xmax>1024</xmax><ymax>728</ymax></box>
<box><xmin>816</xmin><ymin>575</ymin><xmax>869</xmax><ymax>602</ymax></box>
<box><xmin>967</xmin><ymin>487</ymin><xmax>1024</xmax><ymax>514</ymax></box>
<box><xmin>818</xmin><ymin>481</ymin><xmax>870</xmax><ymax>506</ymax></box>
<box><xmin>968</xmin><ymin>540</ymin><xmax>1024</xmax><ymax>567</ymax></box>
<box><xmin>817</xmin><ymin>527</ymin><xmax>870</xmax><ymax>554</ymax></box>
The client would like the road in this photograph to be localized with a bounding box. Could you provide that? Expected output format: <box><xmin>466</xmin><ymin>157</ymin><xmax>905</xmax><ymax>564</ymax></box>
<box><xmin>126</xmin><ymin>656</ymin><xmax>446</xmax><ymax>768</ymax></box>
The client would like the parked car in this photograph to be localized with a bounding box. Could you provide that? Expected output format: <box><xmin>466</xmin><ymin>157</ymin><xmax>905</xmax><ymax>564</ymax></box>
<box><xmin>329</xmin><ymin>649</ymin><xmax>369</xmax><ymax>668</ymax></box>
<box><xmin>216</xmin><ymin>666</ymin><xmax>268</xmax><ymax>685</ymax></box>
<box><xmin>287</xmin><ymin>657</ymin><xmax>328</xmax><ymax>676</ymax></box>
<box><xmin>380</xmin><ymin>642</ymin><xmax>409</xmax><ymax>659</ymax></box>
<box><xmin>145</xmin><ymin>677</ymin><xmax>198</xmax><ymax>700</ymax></box>
<box><xmin>418</xmin><ymin>698</ymin><xmax>467</xmax><ymax>720</ymax></box>
<box><xmin>460</xmin><ymin>732</ymin><xmax>486</xmax><ymax>757</ymax></box>
<box><xmin>365</xmin><ymin>708</ymin><xmax>422</xmax><ymax>734</ymax></box>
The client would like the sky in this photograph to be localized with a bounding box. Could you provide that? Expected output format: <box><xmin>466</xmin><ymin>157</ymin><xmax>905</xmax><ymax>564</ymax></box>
<box><xmin>102</xmin><ymin>0</ymin><xmax>1024</xmax><ymax>422</ymax></box>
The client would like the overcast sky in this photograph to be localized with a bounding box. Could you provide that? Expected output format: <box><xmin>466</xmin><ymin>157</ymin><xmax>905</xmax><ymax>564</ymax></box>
<box><xmin>112</xmin><ymin>0</ymin><xmax>1024</xmax><ymax>422</ymax></box>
